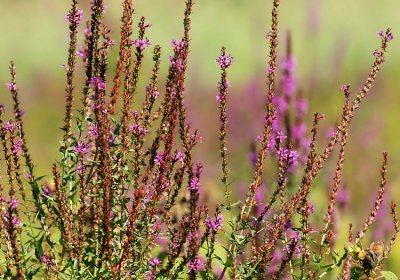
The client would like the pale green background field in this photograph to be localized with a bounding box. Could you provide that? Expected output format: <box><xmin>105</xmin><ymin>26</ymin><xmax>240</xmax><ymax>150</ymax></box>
<box><xmin>1</xmin><ymin>0</ymin><xmax>400</xmax><ymax>275</ymax></box>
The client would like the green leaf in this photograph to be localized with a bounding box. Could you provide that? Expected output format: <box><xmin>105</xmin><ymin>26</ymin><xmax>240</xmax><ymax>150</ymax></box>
<box><xmin>381</xmin><ymin>271</ymin><xmax>399</xmax><ymax>280</ymax></box>
<box><xmin>34</xmin><ymin>234</ymin><xmax>44</xmax><ymax>259</ymax></box>
<box><xmin>350</xmin><ymin>266</ymin><xmax>364</xmax><ymax>280</ymax></box>
<box><xmin>320</xmin><ymin>263</ymin><xmax>335</xmax><ymax>269</ymax></box>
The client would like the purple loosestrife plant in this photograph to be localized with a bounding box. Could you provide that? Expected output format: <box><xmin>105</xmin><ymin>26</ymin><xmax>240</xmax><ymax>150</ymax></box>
<box><xmin>0</xmin><ymin>0</ymin><xmax>398</xmax><ymax>279</ymax></box>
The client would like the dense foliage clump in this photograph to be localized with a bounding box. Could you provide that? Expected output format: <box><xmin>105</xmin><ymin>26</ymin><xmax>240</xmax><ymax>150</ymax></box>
<box><xmin>0</xmin><ymin>0</ymin><xmax>398</xmax><ymax>279</ymax></box>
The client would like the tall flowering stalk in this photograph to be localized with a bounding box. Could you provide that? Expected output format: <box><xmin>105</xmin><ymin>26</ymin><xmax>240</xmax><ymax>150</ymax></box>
<box><xmin>355</xmin><ymin>152</ymin><xmax>388</xmax><ymax>243</ymax></box>
<box><xmin>319</xmin><ymin>85</ymin><xmax>351</xmax><ymax>257</ymax></box>
<box><xmin>219</xmin><ymin>1</ymin><xmax>281</xmax><ymax>278</ymax></box>
<box><xmin>63</xmin><ymin>0</ymin><xmax>82</xmax><ymax>144</ymax></box>
<box><xmin>108</xmin><ymin>0</ymin><xmax>134</xmax><ymax>114</ymax></box>
<box><xmin>244</xmin><ymin>0</ymin><xmax>281</xmax><ymax>218</ymax></box>
<box><xmin>216</xmin><ymin>47</ymin><xmax>233</xmax><ymax>207</ymax></box>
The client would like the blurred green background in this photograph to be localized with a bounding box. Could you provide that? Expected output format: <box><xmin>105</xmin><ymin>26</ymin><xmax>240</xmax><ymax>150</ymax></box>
<box><xmin>1</xmin><ymin>0</ymin><xmax>400</xmax><ymax>274</ymax></box>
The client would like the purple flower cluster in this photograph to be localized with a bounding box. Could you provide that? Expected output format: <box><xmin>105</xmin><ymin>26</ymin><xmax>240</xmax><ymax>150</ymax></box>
<box><xmin>186</xmin><ymin>257</ymin><xmax>204</xmax><ymax>273</ymax></box>
<box><xmin>292</xmin><ymin>102</ymin><xmax>310</xmax><ymax>156</ymax></box>
<box><xmin>65</xmin><ymin>9</ymin><xmax>84</xmax><ymax>25</ymax></box>
<box><xmin>291</xmin><ymin>123</ymin><xmax>306</xmax><ymax>140</ymax></box>
<box><xmin>216</xmin><ymin>79</ymin><xmax>231</xmax><ymax>101</ymax></box>
<box><xmin>77</xmin><ymin>49</ymin><xmax>85</xmax><ymax>58</ymax></box>
<box><xmin>168</xmin><ymin>39</ymin><xmax>186</xmax><ymax>79</ymax></box>
<box><xmin>9</xmin><ymin>198</ymin><xmax>18</xmax><ymax>210</ymax></box>
<box><xmin>76</xmin><ymin>161</ymin><xmax>84</xmax><ymax>175</ymax></box>
<box><xmin>295</xmin><ymin>98</ymin><xmax>308</xmax><ymax>117</ymax></box>
<box><xmin>12</xmin><ymin>139</ymin><xmax>23</xmax><ymax>156</ymax></box>
<box><xmin>169</xmin><ymin>57</ymin><xmax>184</xmax><ymax>74</ymax></box>
<box><xmin>129</xmin><ymin>124</ymin><xmax>149</xmax><ymax>136</ymax></box>
<box><xmin>373</xmin><ymin>48</ymin><xmax>384</xmax><ymax>59</ymax></box>
<box><xmin>154</xmin><ymin>153</ymin><xmax>164</xmax><ymax>166</ymax></box>
<box><xmin>73</xmin><ymin>142</ymin><xmax>90</xmax><ymax>155</ymax></box>
<box><xmin>89</xmin><ymin>77</ymin><xmax>106</xmax><ymax>91</ymax></box>
<box><xmin>132</xmin><ymin>38</ymin><xmax>151</xmax><ymax>51</ymax></box>
<box><xmin>40</xmin><ymin>255</ymin><xmax>54</xmax><ymax>267</ymax></box>
<box><xmin>43</xmin><ymin>186</ymin><xmax>52</xmax><ymax>197</ymax></box>
<box><xmin>169</xmin><ymin>40</ymin><xmax>187</xmax><ymax>74</ymax></box>
<box><xmin>273</xmin><ymin>96</ymin><xmax>288</xmax><ymax>115</ymax></box>
<box><xmin>277</xmin><ymin>147</ymin><xmax>299</xmax><ymax>166</ymax></box>
<box><xmin>377</xmin><ymin>29</ymin><xmax>394</xmax><ymax>41</ymax></box>
<box><xmin>216</xmin><ymin>53</ymin><xmax>233</xmax><ymax>69</ymax></box>
<box><xmin>266</xmin><ymin>52</ymin><xmax>305</xmax><ymax>165</ymax></box>
<box><xmin>148</xmin><ymin>257</ymin><xmax>161</xmax><ymax>266</ymax></box>
<box><xmin>267</xmin><ymin>50</ymin><xmax>310</xmax><ymax>169</ymax></box>
<box><xmin>145</xmin><ymin>271</ymin><xmax>155</xmax><ymax>280</ymax></box>
<box><xmin>3</xmin><ymin>121</ymin><xmax>14</xmax><ymax>132</ymax></box>
<box><xmin>205</xmin><ymin>213</ymin><xmax>223</xmax><ymax>232</ymax></box>
<box><xmin>145</xmin><ymin>85</ymin><xmax>160</xmax><ymax>100</ymax></box>
<box><xmin>267</xmin><ymin>65</ymin><xmax>276</xmax><ymax>75</ymax></box>
<box><xmin>281</xmin><ymin>56</ymin><xmax>297</xmax><ymax>96</ymax></box>
<box><xmin>84</xmin><ymin>26</ymin><xmax>91</xmax><ymax>37</ymax></box>
<box><xmin>340</xmin><ymin>84</ymin><xmax>351</xmax><ymax>93</ymax></box>
<box><xmin>266</xmin><ymin>249</ymin><xmax>284</xmax><ymax>275</ymax></box>
<box><xmin>175</xmin><ymin>151</ymin><xmax>185</xmax><ymax>163</ymax></box>
<box><xmin>3</xmin><ymin>210</ymin><xmax>20</xmax><ymax>228</ymax></box>
<box><xmin>171</xmin><ymin>39</ymin><xmax>186</xmax><ymax>52</ymax></box>
<box><xmin>282</xmin><ymin>231</ymin><xmax>302</xmax><ymax>261</ymax></box>
<box><xmin>337</xmin><ymin>185</ymin><xmax>350</xmax><ymax>210</ymax></box>
<box><xmin>189</xmin><ymin>177</ymin><xmax>200</xmax><ymax>191</ymax></box>
<box><xmin>88</xmin><ymin>123</ymin><xmax>99</xmax><ymax>139</ymax></box>
<box><xmin>6</xmin><ymin>83</ymin><xmax>16</xmax><ymax>91</ymax></box>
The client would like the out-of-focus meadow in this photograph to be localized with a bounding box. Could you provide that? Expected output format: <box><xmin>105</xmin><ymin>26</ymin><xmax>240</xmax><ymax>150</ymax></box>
<box><xmin>1</xmin><ymin>0</ymin><xmax>400</xmax><ymax>273</ymax></box>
